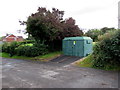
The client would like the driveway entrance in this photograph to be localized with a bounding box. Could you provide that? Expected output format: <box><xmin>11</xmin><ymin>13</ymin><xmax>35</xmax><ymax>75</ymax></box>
<box><xmin>2</xmin><ymin>57</ymin><xmax>118</xmax><ymax>88</ymax></box>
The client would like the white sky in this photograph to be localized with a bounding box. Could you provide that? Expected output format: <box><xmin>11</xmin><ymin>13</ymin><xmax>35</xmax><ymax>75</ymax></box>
<box><xmin>0</xmin><ymin>0</ymin><xmax>120</xmax><ymax>38</ymax></box>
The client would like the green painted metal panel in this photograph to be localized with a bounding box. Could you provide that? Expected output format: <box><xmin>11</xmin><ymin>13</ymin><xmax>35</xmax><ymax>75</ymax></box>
<box><xmin>76</xmin><ymin>41</ymin><xmax>84</xmax><ymax>57</ymax></box>
<box><xmin>62</xmin><ymin>37</ymin><xmax>93</xmax><ymax>57</ymax></box>
<box><xmin>83</xmin><ymin>39</ymin><xmax>93</xmax><ymax>56</ymax></box>
<box><xmin>67</xmin><ymin>41</ymin><xmax>73</xmax><ymax>55</ymax></box>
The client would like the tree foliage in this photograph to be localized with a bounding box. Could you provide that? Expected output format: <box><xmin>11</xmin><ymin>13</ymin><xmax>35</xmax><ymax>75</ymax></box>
<box><xmin>85</xmin><ymin>29</ymin><xmax>102</xmax><ymax>42</ymax></box>
<box><xmin>92</xmin><ymin>29</ymin><xmax>120</xmax><ymax>70</ymax></box>
<box><xmin>101</xmin><ymin>27</ymin><xmax>115</xmax><ymax>34</ymax></box>
<box><xmin>2</xmin><ymin>41</ymin><xmax>48</xmax><ymax>57</ymax></box>
<box><xmin>63</xmin><ymin>17</ymin><xmax>82</xmax><ymax>37</ymax></box>
<box><xmin>85</xmin><ymin>27</ymin><xmax>116</xmax><ymax>42</ymax></box>
<box><xmin>20</xmin><ymin>7</ymin><xmax>83</xmax><ymax>50</ymax></box>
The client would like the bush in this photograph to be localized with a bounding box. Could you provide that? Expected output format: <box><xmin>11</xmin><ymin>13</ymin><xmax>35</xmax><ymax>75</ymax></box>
<box><xmin>98</xmin><ymin>30</ymin><xmax>116</xmax><ymax>41</ymax></box>
<box><xmin>16</xmin><ymin>42</ymin><xmax>48</xmax><ymax>57</ymax></box>
<box><xmin>92</xmin><ymin>30</ymin><xmax>120</xmax><ymax>69</ymax></box>
<box><xmin>17</xmin><ymin>40</ymin><xmax>35</xmax><ymax>46</ymax></box>
<box><xmin>2</xmin><ymin>42</ymin><xmax>19</xmax><ymax>56</ymax></box>
<box><xmin>9</xmin><ymin>42</ymin><xmax>19</xmax><ymax>56</ymax></box>
<box><xmin>2</xmin><ymin>42</ymin><xmax>9</xmax><ymax>53</ymax></box>
<box><xmin>2</xmin><ymin>40</ymin><xmax>48</xmax><ymax>57</ymax></box>
<box><xmin>2</xmin><ymin>40</ymin><xmax>35</xmax><ymax>52</ymax></box>
<box><xmin>16</xmin><ymin>46</ymin><xmax>37</xmax><ymax>57</ymax></box>
<box><xmin>34</xmin><ymin>41</ymin><xmax>49</xmax><ymax>55</ymax></box>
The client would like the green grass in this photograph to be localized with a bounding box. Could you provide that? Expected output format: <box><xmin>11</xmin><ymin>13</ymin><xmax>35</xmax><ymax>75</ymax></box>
<box><xmin>76</xmin><ymin>54</ymin><xmax>93</xmax><ymax>68</ymax></box>
<box><xmin>76</xmin><ymin>54</ymin><xmax>120</xmax><ymax>71</ymax></box>
<box><xmin>76</xmin><ymin>42</ymin><xmax>120</xmax><ymax>71</ymax></box>
<box><xmin>76</xmin><ymin>42</ymin><xmax>96</xmax><ymax>68</ymax></box>
<box><xmin>1</xmin><ymin>52</ymin><xmax>10</xmax><ymax>58</ymax></box>
<box><xmin>1</xmin><ymin>52</ymin><xmax>32</xmax><ymax>60</ymax></box>
<box><xmin>0</xmin><ymin>42</ymin><xmax>62</xmax><ymax>61</ymax></box>
<box><xmin>0</xmin><ymin>51</ymin><xmax>62</xmax><ymax>61</ymax></box>
<box><xmin>36</xmin><ymin>51</ymin><xmax>62</xmax><ymax>59</ymax></box>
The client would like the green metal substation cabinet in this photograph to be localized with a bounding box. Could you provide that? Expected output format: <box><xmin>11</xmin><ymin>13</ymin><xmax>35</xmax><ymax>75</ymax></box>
<box><xmin>62</xmin><ymin>37</ymin><xmax>93</xmax><ymax>57</ymax></box>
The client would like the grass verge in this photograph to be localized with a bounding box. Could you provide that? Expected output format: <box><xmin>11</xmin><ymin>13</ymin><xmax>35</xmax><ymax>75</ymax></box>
<box><xmin>76</xmin><ymin>54</ymin><xmax>93</xmax><ymax>68</ymax></box>
<box><xmin>76</xmin><ymin>54</ymin><xmax>120</xmax><ymax>71</ymax></box>
<box><xmin>0</xmin><ymin>51</ymin><xmax>62</xmax><ymax>62</ymax></box>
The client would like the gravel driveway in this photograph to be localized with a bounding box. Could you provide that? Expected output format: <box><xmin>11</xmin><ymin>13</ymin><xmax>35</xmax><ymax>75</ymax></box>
<box><xmin>2</xmin><ymin>57</ymin><xmax>118</xmax><ymax>88</ymax></box>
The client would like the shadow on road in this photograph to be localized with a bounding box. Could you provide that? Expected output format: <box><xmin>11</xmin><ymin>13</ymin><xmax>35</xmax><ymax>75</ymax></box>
<box><xmin>50</xmin><ymin>55</ymin><xmax>82</xmax><ymax>65</ymax></box>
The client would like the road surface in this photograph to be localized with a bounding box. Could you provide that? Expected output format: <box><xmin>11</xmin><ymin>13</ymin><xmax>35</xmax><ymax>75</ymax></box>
<box><xmin>2</xmin><ymin>56</ymin><xmax>118</xmax><ymax>88</ymax></box>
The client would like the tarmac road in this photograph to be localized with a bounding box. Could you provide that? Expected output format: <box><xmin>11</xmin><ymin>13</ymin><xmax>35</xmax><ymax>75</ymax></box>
<box><xmin>2</xmin><ymin>56</ymin><xmax>118</xmax><ymax>88</ymax></box>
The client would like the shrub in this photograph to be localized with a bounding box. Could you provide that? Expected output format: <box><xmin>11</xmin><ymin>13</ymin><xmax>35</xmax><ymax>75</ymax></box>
<box><xmin>92</xmin><ymin>30</ymin><xmax>120</xmax><ymax>69</ymax></box>
<box><xmin>16</xmin><ymin>42</ymin><xmax>48</xmax><ymax>57</ymax></box>
<box><xmin>98</xmin><ymin>30</ymin><xmax>116</xmax><ymax>41</ymax></box>
<box><xmin>2</xmin><ymin>42</ymin><xmax>10</xmax><ymax>53</ymax></box>
<box><xmin>2</xmin><ymin>40</ymin><xmax>48</xmax><ymax>57</ymax></box>
<box><xmin>17</xmin><ymin>40</ymin><xmax>35</xmax><ymax>46</ymax></box>
<box><xmin>2</xmin><ymin>42</ymin><xmax>19</xmax><ymax>56</ymax></box>
<box><xmin>16</xmin><ymin>46</ymin><xmax>37</xmax><ymax>57</ymax></box>
<box><xmin>9</xmin><ymin>42</ymin><xmax>19</xmax><ymax>56</ymax></box>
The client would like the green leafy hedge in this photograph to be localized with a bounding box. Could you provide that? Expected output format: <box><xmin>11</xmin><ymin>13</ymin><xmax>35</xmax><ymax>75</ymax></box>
<box><xmin>16</xmin><ymin>44</ymin><xmax>48</xmax><ymax>57</ymax></box>
<box><xmin>2</xmin><ymin>41</ymin><xmax>48</xmax><ymax>57</ymax></box>
<box><xmin>18</xmin><ymin>40</ymin><xmax>35</xmax><ymax>44</ymax></box>
<box><xmin>92</xmin><ymin>30</ymin><xmax>120</xmax><ymax>69</ymax></box>
<box><xmin>2</xmin><ymin>42</ymin><xmax>19</xmax><ymax>56</ymax></box>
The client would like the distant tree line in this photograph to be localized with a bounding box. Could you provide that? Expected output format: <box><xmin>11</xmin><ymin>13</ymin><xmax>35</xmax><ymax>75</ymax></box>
<box><xmin>85</xmin><ymin>27</ymin><xmax>116</xmax><ymax>42</ymax></box>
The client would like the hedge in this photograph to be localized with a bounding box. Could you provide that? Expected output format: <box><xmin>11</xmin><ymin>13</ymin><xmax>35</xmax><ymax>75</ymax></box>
<box><xmin>2</xmin><ymin>41</ymin><xmax>48</xmax><ymax>57</ymax></box>
<box><xmin>92</xmin><ymin>30</ymin><xmax>120</xmax><ymax>69</ymax></box>
<box><xmin>16</xmin><ymin>44</ymin><xmax>48</xmax><ymax>57</ymax></box>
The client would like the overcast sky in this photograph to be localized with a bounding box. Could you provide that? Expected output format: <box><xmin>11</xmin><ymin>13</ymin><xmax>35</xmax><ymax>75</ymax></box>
<box><xmin>0</xmin><ymin>0</ymin><xmax>120</xmax><ymax>38</ymax></box>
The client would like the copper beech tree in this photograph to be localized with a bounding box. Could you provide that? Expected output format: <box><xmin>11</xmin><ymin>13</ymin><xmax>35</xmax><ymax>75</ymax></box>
<box><xmin>20</xmin><ymin>7</ymin><xmax>83</xmax><ymax>50</ymax></box>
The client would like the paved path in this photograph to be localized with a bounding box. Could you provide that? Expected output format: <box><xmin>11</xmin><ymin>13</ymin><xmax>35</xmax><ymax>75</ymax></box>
<box><xmin>2</xmin><ymin>57</ymin><xmax>118</xmax><ymax>88</ymax></box>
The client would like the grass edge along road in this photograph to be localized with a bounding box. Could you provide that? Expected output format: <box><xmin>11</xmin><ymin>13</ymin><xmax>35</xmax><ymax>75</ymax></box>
<box><xmin>75</xmin><ymin>42</ymin><xmax>120</xmax><ymax>71</ymax></box>
<box><xmin>75</xmin><ymin>54</ymin><xmax>120</xmax><ymax>71</ymax></box>
<box><xmin>0</xmin><ymin>51</ymin><xmax>62</xmax><ymax>62</ymax></box>
<box><xmin>1</xmin><ymin>42</ymin><xmax>119</xmax><ymax>71</ymax></box>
